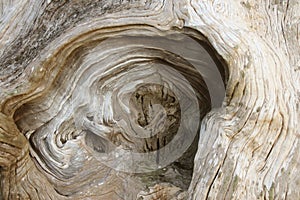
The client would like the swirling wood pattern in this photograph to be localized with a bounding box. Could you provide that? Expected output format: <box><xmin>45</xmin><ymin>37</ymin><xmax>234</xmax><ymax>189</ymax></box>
<box><xmin>0</xmin><ymin>0</ymin><xmax>299</xmax><ymax>200</ymax></box>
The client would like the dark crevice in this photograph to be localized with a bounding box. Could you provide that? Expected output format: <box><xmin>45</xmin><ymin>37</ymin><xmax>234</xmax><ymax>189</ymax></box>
<box><xmin>205</xmin><ymin>165</ymin><xmax>222</xmax><ymax>200</ymax></box>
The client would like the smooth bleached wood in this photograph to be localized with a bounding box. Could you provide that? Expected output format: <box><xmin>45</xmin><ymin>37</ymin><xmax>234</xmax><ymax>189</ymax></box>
<box><xmin>0</xmin><ymin>0</ymin><xmax>299</xmax><ymax>200</ymax></box>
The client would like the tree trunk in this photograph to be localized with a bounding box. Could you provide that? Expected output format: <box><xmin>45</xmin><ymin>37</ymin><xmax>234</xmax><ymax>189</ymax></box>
<box><xmin>0</xmin><ymin>0</ymin><xmax>299</xmax><ymax>199</ymax></box>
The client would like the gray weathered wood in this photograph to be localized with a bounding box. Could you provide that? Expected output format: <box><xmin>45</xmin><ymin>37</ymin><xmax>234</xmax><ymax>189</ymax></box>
<box><xmin>0</xmin><ymin>0</ymin><xmax>299</xmax><ymax>199</ymax></box>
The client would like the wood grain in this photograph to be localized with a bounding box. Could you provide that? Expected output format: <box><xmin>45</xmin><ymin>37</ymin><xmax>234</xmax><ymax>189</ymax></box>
<box><xmin>0</xmin><ymin>0</ymin><xmax>299</xmax><ymax>199</ymax></box>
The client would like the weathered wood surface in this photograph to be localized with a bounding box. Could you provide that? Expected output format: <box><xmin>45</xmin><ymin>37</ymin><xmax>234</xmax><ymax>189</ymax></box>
<box><xmin>0</xmin><ymin>0</ymin><xmax>299</xmax><ymax>199</ymax></box>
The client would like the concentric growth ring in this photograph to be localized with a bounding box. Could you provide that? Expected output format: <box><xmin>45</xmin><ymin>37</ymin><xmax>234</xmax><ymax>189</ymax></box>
<box><xmin>70</xmin><ymin>31</ymin><xmax>222</xmax><ymax>173</ymax></box>
<box><xmin>14</xmin><ymin>26</ymin><xmax>225</xmax><ymax>178</ymax></box>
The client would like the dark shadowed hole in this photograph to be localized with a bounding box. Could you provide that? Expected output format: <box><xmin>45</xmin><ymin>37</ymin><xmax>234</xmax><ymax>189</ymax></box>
<box><xmin>131</xmin><ymin>29</ymin><xmax>228</xmax><ymax>190</ymax></box>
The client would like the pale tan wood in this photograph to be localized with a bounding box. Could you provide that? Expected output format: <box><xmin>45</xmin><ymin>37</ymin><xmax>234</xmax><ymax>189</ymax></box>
<box><xmin>0</xmin><ymin>0</ymin><xmax>299</xmax><ymax>199</ymax></box>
